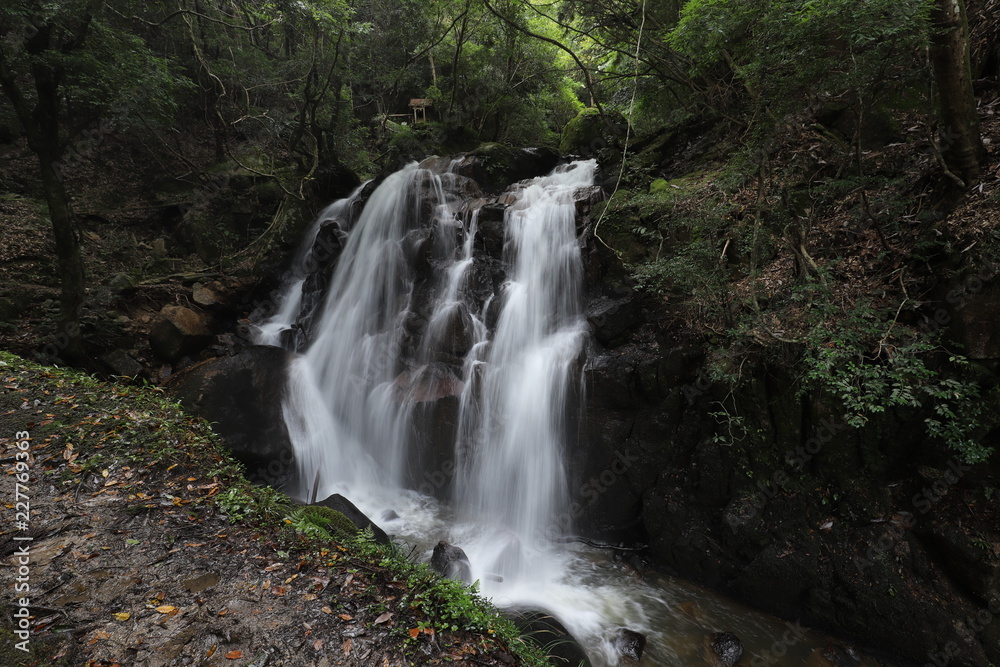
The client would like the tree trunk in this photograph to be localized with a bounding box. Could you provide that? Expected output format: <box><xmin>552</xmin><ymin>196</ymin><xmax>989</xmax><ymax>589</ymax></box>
<box><xmin>930</xmin><ymin>0</ymin><xmax>985</xmax><ymax>188</ymax></box>
<box><xmin>31</xmin><ymin>66</ymin><xmax>86</xmax><ymax>361</ymax></box>
<box><xmin>40</xmin><ymin>154</ymin><xmax>86</xmax><ymax>361</ymax></box>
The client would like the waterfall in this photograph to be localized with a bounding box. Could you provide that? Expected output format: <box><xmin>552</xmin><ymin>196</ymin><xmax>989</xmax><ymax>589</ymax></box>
<box><xmin>255</xmin><ymin>157</ymin><xmax>842</xmax><ymax>665</ymax></box>
<box><xmin>255</xmin><ymin>182</ymin><xmax>369</xmax><ymax>350</ymax></box>
<box><xmin>261</xmin><ymin>158</ymin><xmax>594</xmax><ymax>525</ymax></box>
<box><xmin>455</xmin><ymin>164</ymin><xmax>593</xmax><ymax>559</ymax></box>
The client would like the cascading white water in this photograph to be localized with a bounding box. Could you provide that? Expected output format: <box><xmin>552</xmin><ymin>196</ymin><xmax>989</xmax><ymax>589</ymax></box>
<box><xmin>278</xmin><ymin>163</ymin><xmax>468</xmax><ymax>496</ymax></box>
<box><xmin>255</xmin><ymin>182</ymin><xmax>369</xmax><ymax>349</ymax></box>
<box><xmin>455</xmin><ymin>163</ymin><xmax>593</xmax><ymax>565</ymax></box>
<box><xmin>257</xmin><ymin>158</ymin><xmax>837</xmax><ymax>666</ymax></box>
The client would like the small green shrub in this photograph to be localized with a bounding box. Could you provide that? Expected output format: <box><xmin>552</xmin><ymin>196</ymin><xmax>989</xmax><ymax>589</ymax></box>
<box><xmin>798</xmin><ymin>301</ymin><xmax>990</xmax><ymax>463</ymax></box>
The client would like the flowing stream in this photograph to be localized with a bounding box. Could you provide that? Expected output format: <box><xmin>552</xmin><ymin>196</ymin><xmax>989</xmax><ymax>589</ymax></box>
<box><xmin>256</xmin><ymin>157</ymin><xmax>836</xmax><ymax>665</ymax></box>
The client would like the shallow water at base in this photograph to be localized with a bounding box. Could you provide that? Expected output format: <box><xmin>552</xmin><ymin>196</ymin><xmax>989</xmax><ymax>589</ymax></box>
<box><xmin>326</xmin><ymin>483</ymin><xmax>833</xmax><ymax>667</ymax></box>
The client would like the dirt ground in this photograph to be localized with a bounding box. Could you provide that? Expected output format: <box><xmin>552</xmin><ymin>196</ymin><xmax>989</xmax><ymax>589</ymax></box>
<box><xmin>0</xmin><ymin>352</ymin><xmax>533</xmax><ymax>667</ymax></box>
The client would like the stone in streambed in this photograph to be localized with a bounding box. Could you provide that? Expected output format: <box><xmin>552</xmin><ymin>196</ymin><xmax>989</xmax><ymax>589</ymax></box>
<box><xmin>430</xmin><ymin>540</ymin><xmax>472</xmax><ymax>583</ymax></box>
<box><xmin>311</xmin><ymin>493</ymin><xmax>390</xmax><ymax>545</ymax></box>
<box><xmin>708</xmin><ymin>631</ymin><xmax>744</xmax><ymax>667</ymax></box>
<box><xmin>612</xmin><ymin>627</ymin><xmax>646</xmax><ymax>663</ymax></box>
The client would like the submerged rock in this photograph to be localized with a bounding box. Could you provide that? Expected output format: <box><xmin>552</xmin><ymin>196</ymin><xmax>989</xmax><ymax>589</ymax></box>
<box><xmin>612</xmin><ymin>627</ymin><xmax>646</xmax><ymax>663</ymax></box>
<box><xmin>430</xmin><ymin>541</ymin><xmax>472</xmax><ymax>583</ymax></box>
<box><xmin>709</xmin><ymin>631</ymin><xmax>744</xmax><ymax>667</ymax></box>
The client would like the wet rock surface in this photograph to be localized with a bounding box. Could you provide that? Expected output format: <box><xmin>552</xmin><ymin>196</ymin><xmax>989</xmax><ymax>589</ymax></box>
<box><xmin>709</xmin><ymin>631</ymin><xmax>743</xmax><ymax>666</ymax></box>
<box><xmin>165</xmin><ymin>345</ymin><xmax>295</xmax><ymax>488</ymax></box>
<box><xmin>505</xmin><ymin>609</ymin><xmax>592</xmax><ymax>666</ymax></box>
<box><xmin>430</xmin><ymin>540</ymin><xmax>472</xmax><ymax>583</ymax></box>
<box><xmin>612</xmin><ymin>627</ymin><xmax>647</xmax><ymax>662</ymax></box>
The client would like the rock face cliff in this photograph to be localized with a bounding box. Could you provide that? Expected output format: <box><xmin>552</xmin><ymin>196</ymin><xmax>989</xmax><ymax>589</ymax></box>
<box><xmin>578</xmin><ymin>233</ymin><xmax>1000</xmax><ymax>665</ymax></box>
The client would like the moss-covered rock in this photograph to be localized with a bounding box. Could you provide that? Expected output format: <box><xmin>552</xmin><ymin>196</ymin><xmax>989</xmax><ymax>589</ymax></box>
<box><xmin>558</xmin><ymin>108</ymin><xmax>628</xmax><ymax>156</ymax></box>
<box><xmin>294</xmin><ymin>505</ymin><xmax>362</xmax><ymax>538</ymax></box>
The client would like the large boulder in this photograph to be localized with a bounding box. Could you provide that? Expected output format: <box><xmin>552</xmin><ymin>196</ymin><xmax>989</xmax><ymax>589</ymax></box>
<box><xmin>311</xmin><ymin>493</ymin><xmax>390</xmax><ymax>545</ymax></box>
<box><xmin>449</xmin><ymin>144</ymin><xmax>562</xmax><ymax>194</ymax></box>
<box><xmin>430</xmin><ymin>541</ymin><xmax>472</xmax><ymax>583</ymax></box>
<box><xmin>505</xmin><ymin>609</ymin><xmax>591</xmax><ymax>666</ymax></box>
<box><xmin>165</xmin><ymin>345</ymin><xmax>295</xmax><ymax>488</ymax></box>
<box><xmin>559</xmin><ymin>108</ymin><xmax>628</xmax><ymax>156</ymax></box>
<box><xmin>149</xmin><ymin>305</ymin><xmax>213</xmax><ymax>362</ymax></box>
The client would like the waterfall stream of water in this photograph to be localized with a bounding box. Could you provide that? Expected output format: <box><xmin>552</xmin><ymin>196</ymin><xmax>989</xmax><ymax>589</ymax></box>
<box><xmin>256</xmin><ymin>158</ymin><xmax>834</xmax><ymax>665</ymax></box>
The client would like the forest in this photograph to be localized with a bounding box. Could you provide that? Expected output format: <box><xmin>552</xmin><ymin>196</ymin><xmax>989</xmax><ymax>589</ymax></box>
<box><xmin>2</xmin><ymin>0</ymin><xmax>1000</xmax><ymax>665</ymax></box>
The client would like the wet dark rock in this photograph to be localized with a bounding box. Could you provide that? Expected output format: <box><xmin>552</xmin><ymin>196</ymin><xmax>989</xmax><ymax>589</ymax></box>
<box><xmin>100</xmin><ymin>349</ymin><xmax>145</xmax><ymax>378</ymax></box>
<box><xmin>475</xmin><ymin>203</ymin><xmax>507</xmax><ymax>257</ymax></box>
<box><xmin>709</xmin><ymin>632</ymin><xmax>743</xmax><ymax>667</ymax></box>
<box><xmin>573</xmin><ymin>185</ymin><xmax>606</xmax><ymax>220</ymax></box>
<box><xmin>505</xmin><ymin>609</ymin><xmax>591</xmax><ymax>667</ymax></box>
<box><xmin>450</xmin><ymin>144</ymin><xmax>562</xmax><ymax>194</ymax></box>
<box><xmin>612</xmin><ymin>628</ymin><xmax>646</xmax><ymax>663</ymax></box>
<box><xmin>149</xmin><ymin>305</ymin><xmax>213</xmax><ymax>362</ymax></box>
<box><xmin>430</xmin><ymin>541</ymin><xmax>472</xmax><ymax>583</ymax></box>
<box><xmin>426</xmin><ymin>302</ymin><xmax>475</xmax><ymax>359</ymax></box>
<box><xmin>586</xmin><ymin>295</ymin><xmax>643</xmax><ymax>347</ymax></box>
<box><xmin>402</xmin><ymin>364</ymin><xmax>464</xmax><ymax>497</ymax></box>
<box><xmin>311</xmin><ymin>493</ymin><xmax>390</xmax><ymax>545</ymax></box>
<box><xmin>165</xmin><ymin>345</ymin><xmax>295</xmax><ymax>488</ymax></box>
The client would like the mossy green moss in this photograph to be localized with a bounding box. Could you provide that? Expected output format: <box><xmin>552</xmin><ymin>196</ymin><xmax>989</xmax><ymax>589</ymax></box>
<box><xmin>559</xmin><ymin>107</ymin><xmax>628</xmax><ymax>155</ymax></box>
<box><xmin>292</xmin><ymin>505</ymin><xmax>361</xmax><ymax>539</ymax></box>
